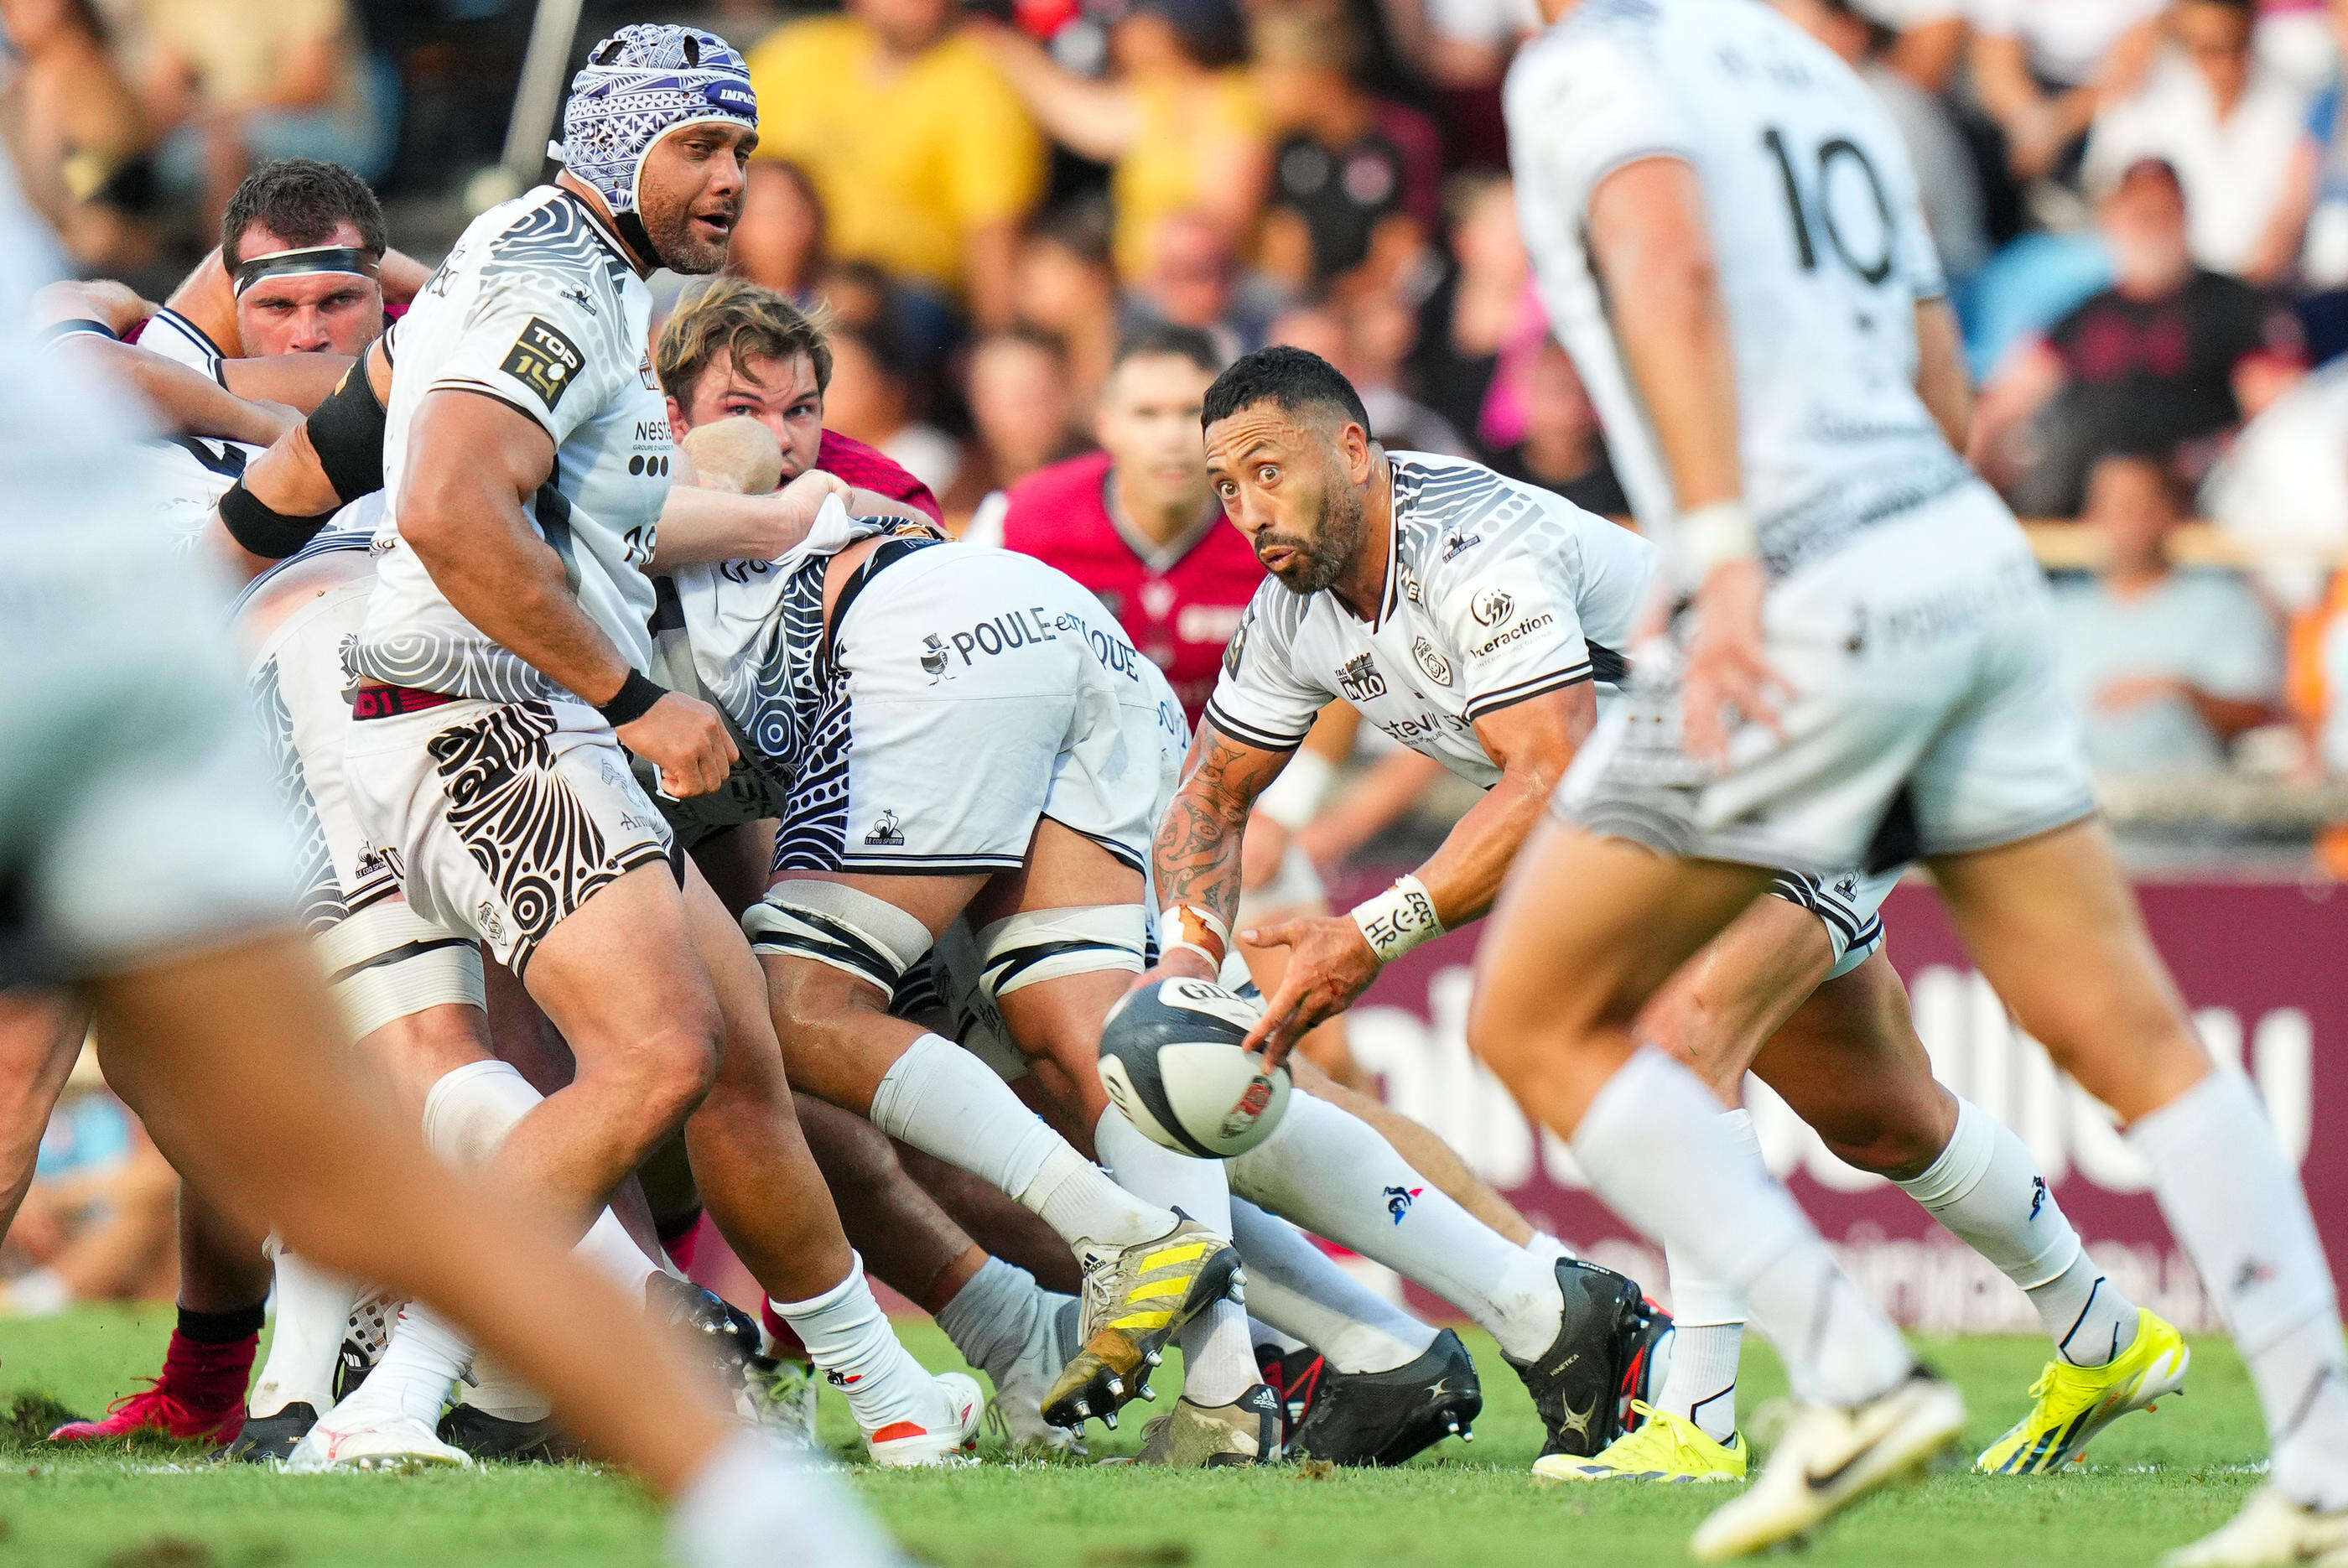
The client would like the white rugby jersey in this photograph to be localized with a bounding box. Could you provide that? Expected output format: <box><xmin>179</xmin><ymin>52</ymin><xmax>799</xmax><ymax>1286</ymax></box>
<box><xmin>116</xmin><ymin>306</ymin><xmax>262</xmax><ymax>548</ymax></box>
<box><xmin>1505</xmin><ymin>0</ymin><xmax>1970</xmax><ymax>578</ymax></box>
<box><xmin>352</xmin><ymin>186</ymin><xmax>671</xmax><ymax>703</ymax></box>
<box><xmin>1205</xmin><ymin>451</ymin><xmax>1655</xmax><ymax>787</ymax></box>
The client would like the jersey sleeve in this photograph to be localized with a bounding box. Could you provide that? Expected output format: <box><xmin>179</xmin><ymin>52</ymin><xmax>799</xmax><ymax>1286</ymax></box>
<box><xmin>426</xmin><ymin>269</ymin><xmax>620</xmax><ymax>449</ymax></box>
<box><xmin>1430</xmin><ymin>512</ymin><xmax>1597</xmax><ymax>724</ymax></box>
<box><xmin>1201</xmin><ymin>584</ymin><xmax>1328</xmax><ymax>753</ymax></box>
<box><xmin>1504</xmin><ymin>25</ymin><xmax>1698</xmax><ymax>227</ymax></box>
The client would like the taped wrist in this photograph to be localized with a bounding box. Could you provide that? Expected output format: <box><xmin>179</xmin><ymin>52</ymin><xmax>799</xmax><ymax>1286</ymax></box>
<box><xmin>305</xmin><ymin>356</ymin><xmax>389</xmax><ymax>504</ymax></box>
<box><xmin>218</xmin><ymin>478</ymin><xmax>335</xmax><ymax>560</ymax></box>
<box><xmin>1349</xmin><ymin>875</ymin><xmax>1443</xmax><ymax>964</ymax></box>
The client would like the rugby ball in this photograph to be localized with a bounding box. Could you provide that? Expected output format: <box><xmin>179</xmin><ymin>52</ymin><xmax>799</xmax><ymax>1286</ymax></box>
<box><xmin>1099</xmin><ymin>979</ymin><xmax>1292</xmax><ymax>1158</ymax></box>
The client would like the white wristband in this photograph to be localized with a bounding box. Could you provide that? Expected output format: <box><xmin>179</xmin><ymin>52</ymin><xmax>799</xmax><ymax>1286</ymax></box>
<box><xmin>1159</xmin><ymin>903</ymin><xmax>1230</xmax><ymax>971</ymax></box>
<box><xmin>1255</xmin><ymin>750</ymin><xmax>1335</xmax><ymax>832</ymax></box>
<box><xmin>1349</xmin><ymin>875</ymin><xmax>1443</xmax><ymax>965</ymax></box>
<box><xmin>1678</xmin><ymin>499</ymin><xmax>1758</xmax><ymax>585</ymax></box>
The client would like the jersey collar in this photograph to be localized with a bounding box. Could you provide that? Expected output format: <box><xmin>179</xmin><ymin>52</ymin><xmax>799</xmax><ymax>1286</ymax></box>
<box><xmin>1103</xmin><ymin>468</ymin><xmax>1223</xmax><ymax>575</ymax></box>
<box><xmin>1368</xmin><ymin>454</ymin><xmax>1403</xmax><ymax>631</ymax></box>
<box><xmin>553</xmin><ymin>181</ymin><xmax>652</xmax><ymax>277</ymax></box>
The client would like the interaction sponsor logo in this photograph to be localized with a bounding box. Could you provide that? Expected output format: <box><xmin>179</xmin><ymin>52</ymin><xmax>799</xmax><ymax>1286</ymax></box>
<box><xmin>1472</xmin><ymin>612</ymin><xmax>1554</xmax><ymax>657</ymax></box>
<box><xmin>1472</xmin><ymin>587</ymin><xmax>1514</xmax><ymax>628</ymax></box>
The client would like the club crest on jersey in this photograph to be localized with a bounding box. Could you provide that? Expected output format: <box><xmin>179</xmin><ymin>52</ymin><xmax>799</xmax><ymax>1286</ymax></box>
<box><xmin>1410</xmin><ymin>636</ymin><xmax>1454</xmax><ymax>688</ymax></box>
<box><xmin>865</xmin><ymin>810</ymin><xmax>906</xmax><ymax>847</ymax></box>
<box><xmin>501</xmin><ymin>317</ymin><xmax>584</xmax><ymax>411</ymax></box>
<box><xmin>1472</xmin><ymin>587</ymin><xmax>1514</xmax><ymax>628</ymax></box>
<box><xmin>1337</xmin><ymin>652</ymin><xmax>1387</xmax><ymax>703</ymax></box>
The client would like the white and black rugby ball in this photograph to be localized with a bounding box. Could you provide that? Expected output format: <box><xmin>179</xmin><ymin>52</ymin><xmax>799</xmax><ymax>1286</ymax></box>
<box><xmin>1099</xmin><ymin>979</ymin><xmax>1292</xmax><ymax>1158</ymax></box>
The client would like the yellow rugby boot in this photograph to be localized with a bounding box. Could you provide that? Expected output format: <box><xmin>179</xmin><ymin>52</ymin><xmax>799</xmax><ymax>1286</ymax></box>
<box><xmin>1042</xmin><ymin>1214</ymin><xmax>1241</xmax><ymax>1431</ymax></box>
<box><xmin>1977</xmin><ymin>1308</ymin><xmax>2190</xmax><ymax>1474</ymax></box>
<box><xmin>1533</xmin><ymin>1403</ymin><xmax>1748</xmax><ymax>1483</ymax></box>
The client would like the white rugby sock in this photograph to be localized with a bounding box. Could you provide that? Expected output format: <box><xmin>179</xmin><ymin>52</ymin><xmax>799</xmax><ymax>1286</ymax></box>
<box><xmin>1228</xmin><ymin>1091</ymin><xmax>1563</xmax><ymax>1362</ymax></box>
<box><xmin>2131</xmin><ymin>1072</ymin><xmax>2348</xmax><ymax>1508</ymax></box>
<box><xmin>422</xmin><ymin>1059</ymin><xmax>657</xmax><ymax>1289</ymax></box>
<box><xmin>771</xmin><ymin>1254</ymin><xmax>945</xmax><ymax>1440</ymax></box>
<box><xmin>1894</xmin><ymin>1097</ymin><xmax>2137</xmax><ymax>1366</ymax></box>
<box><xmin>933</xmin><ymin>1257</ymin><xmax>1052</xmax><ymax>1389</ymax></box>
<box><xmin>872</xmin><ymin>1034</ymin><xmax>1171</xmax><ymax>1249</ymax></box>
<box><xmin>1656</xmin><ymin>1109</ymin><xmax>1761</xmax><ymax>1442</ymax></box>
<box><xmin>335</xmin><ymin>1302</ymin><xmax>471</xmax><ymax>1428</ymax></box>
<box><xmin>1527</xmin><ymin>1233</ymin><xmax>1577</xmax><ymax>1264</ymax></box>
<box><xmin>1229</xmin><ymin>1199</ymin><xmax>1434</xmax><ymax>1374</ymax></box>
<box><xmin>1093</xmin><ymin>1109</ymin><xmax>1256</xmax><ymax>1406</ymax></box>
<box><xmin>248</xmin><ymin>1240</ymin><xmax>361</xmax><ymax>1419</ymax></box>
<box><xmin>670</xmin><ymin>1430</ymin><xmax>900</xmax><ymax>1568</ymax></box>
<box><xmin>1573</xmin><ymin>1050</ymin><xmax>1912</xmax><ymax>1408</ymax></box>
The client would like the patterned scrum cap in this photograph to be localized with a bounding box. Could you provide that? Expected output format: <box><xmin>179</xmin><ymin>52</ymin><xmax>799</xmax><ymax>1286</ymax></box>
<box><xmin>553</xmin><ymin>23</ymin><xmax>757</xmax><ymax>219</ymax></box>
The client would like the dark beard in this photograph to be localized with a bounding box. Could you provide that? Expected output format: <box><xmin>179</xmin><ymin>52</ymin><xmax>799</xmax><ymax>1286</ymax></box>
<box><xmin>1286</xmin><ymin>480</ymin><xmax>1366</xmax><ymax>594</ymax></box>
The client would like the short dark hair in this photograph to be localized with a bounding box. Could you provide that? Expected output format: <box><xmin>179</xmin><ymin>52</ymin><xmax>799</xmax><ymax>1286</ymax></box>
<box><xmin>221</xmin><ymin>158</ymin><xmax>387</xmax><ymax>270</ymax></box>
<box><xmin>1114</xmin><ymin>321</ymin><xmax>1221</xmax><ymax>376</ymax></box>
<box><xmin>1201</xmin><ymin>345</ymin><xmax>1369</xmax><ymax>434</ymax></box>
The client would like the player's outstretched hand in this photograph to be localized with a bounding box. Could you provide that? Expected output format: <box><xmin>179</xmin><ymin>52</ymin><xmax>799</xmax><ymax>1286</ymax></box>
<box><xmin>1237</xmin><ymin>914</ymin><xmax>1379</xmax><ymax>1070</ymax></box>
<box><xmin>1681</xmin><ymin>556</ymin><xmax>1786</xmax><ymax>766</ymax></box>
<box><xmin>618</xmin><ymin>692</ymin><xmax>738</xmax><ymax>799</ymax></box>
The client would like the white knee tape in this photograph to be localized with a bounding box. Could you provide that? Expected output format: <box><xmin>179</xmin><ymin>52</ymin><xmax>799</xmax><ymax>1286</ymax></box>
<box><xmin>742</xmin><ymin>880</ymin><xmax>936</xmax><ymax>995</ymax></box>
<box><xmin>974</xmin><ymin>905</ymin><xmax>1146</xmax><ymax>1002</ymax></box>
<box><xmin>420</xmin><ymin>1059</ymin><xmax>542</xmax><ymax>1169</ymax></box>
<box><xmin>931</xmin><ymin>920</ymin><xmax>1030</xmax><ymax>1083</ymax></box>
<box><xmin>317</xmin><ymin>901</ymin><xmax>486</xmax><ymax>1041</ymax></box>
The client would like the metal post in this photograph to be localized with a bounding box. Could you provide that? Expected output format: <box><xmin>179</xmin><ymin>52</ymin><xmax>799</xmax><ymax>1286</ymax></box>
<box><xmin>499</xmin><ymin>0</ymin><xmax>586</xmax><ymax>193</ymax></box>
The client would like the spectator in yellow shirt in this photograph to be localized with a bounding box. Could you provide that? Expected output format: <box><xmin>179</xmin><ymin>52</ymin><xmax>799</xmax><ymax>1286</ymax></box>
<box><xmin>749</xmin><ymin>0</ymin><xmax>1046</xmax><ymax>330</ymax></box>
<box><xmin>974</xmin><ymin>0</ymin><xmax>1270</xmax><ymax>283</ymax></box>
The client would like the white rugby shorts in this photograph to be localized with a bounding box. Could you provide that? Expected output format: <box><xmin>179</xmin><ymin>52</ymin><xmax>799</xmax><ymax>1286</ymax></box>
<box><xmin>344</xmin><ymin>693</ymin><xmax>673</xmax><ymax>975</ymax></box>
<box><xmin>780</xmin><ymin>546</ymin><xmax>1180</xmax><ymax>879</ymax></box>
<box><xmin>1561</xmin><ymin>480</ymin><xmax>2096</xmax><ymax>878</ymax></box>
<box><xmin>249</xmin><ymin>579</ymin><xmax>484</xmax><ymax>1035</ymax></box>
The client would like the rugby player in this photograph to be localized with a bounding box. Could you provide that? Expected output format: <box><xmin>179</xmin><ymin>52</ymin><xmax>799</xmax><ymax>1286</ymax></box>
<box><xmin>1140</xmin><ymin>344</ymin><xmax>2177</xmax><ymax>1488</ymax></box>
<box><xmin>317</xmin><ymin>24</ymin><xmax>976</xmax><ymax>1467</ymax></box>
<box><xmin>657</xmin><ymin>333</ymin><xmax>1655</xmax><ymax>1467</ymax></box>
<box><xmin>0</xmin><ymin>160</ymin><xmax>901</xmax><ymax>1568</ymax></box>
<box><xmin>1481</xmin><ymin>0</ymin><xmax>2348</xmax><ymax>1555</ymax></box>
<box><xmin>37</xmin><ymin>160</ymin><xmax>411</xmax><ymax>1451</ymax></box>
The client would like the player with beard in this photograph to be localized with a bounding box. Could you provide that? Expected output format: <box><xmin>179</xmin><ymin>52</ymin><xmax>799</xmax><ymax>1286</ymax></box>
<box><xmin>1478</xmin><ymin>1</ymin><xmax>2345</xmax><ymax>1555</ymax></box>
<box><xmin>307</xmin><ymin>24</ymin><xmax>977</xmax><ymax>1470</ymax></box>
<box><xmin>652</xmin><ymin>313</ymin><xmax>1653</xmax><ymax>1467</ymax></box>
<box><xmin>0</xmin><ymin>153</ymin><xmax>903</xmax><ymax>1568</ymax></box>
<box><xmin>1143</xmin><ymin>345</ymin><xmax>2174</xmax><ymax>1488</ymax></box>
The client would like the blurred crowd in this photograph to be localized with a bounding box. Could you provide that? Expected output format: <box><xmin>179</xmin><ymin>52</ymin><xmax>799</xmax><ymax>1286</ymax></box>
<box><xmin>14</xmin><ymin>0</ymin><xmax>2348</xmax><ymax>807</ymax></box>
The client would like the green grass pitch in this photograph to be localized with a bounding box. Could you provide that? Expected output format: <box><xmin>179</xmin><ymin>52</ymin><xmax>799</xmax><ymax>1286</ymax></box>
<box><xmin>0</xmin><ymin>1305</ymin><xmax>2267</xmax><ymax>1567</ymax></box>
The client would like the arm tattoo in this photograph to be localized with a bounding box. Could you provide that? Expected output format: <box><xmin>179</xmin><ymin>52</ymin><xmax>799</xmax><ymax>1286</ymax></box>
<box><xmin>1153</xmin><ymin>732</ymin><xmax>1260</xmax><ymax>930</ymax></box>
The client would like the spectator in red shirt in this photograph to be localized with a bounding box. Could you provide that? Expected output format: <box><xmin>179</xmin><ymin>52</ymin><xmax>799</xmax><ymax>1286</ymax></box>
<box><xmin>1971</xmin><ymin>157</ymin><xmax>2303</xmax><ymax>513</ymax></box>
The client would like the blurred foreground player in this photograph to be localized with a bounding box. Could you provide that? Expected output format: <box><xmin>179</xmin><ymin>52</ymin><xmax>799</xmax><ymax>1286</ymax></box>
<box><xmin>1489</xmin><ymin>0</ymin><xmax>2348</xmax><ymax>1556</ymax></box>
<box><xmin>0</xmin><ymin>181</ymin><xmax>901</xmax><ymax>1568</ymax></box>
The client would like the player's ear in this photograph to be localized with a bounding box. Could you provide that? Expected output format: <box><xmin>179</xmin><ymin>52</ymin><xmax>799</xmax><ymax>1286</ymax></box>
<box><xmin>665</xmin><ymin>393</ymin><xmax>687</xmax><ymax>435</ymax></box>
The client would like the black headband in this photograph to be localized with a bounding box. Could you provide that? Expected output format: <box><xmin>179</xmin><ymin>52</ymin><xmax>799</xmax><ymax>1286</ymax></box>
<box><xmin>233</xmin><ymin>246</ymin><xmax>382</xmax><ymax>297</ymax></box>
